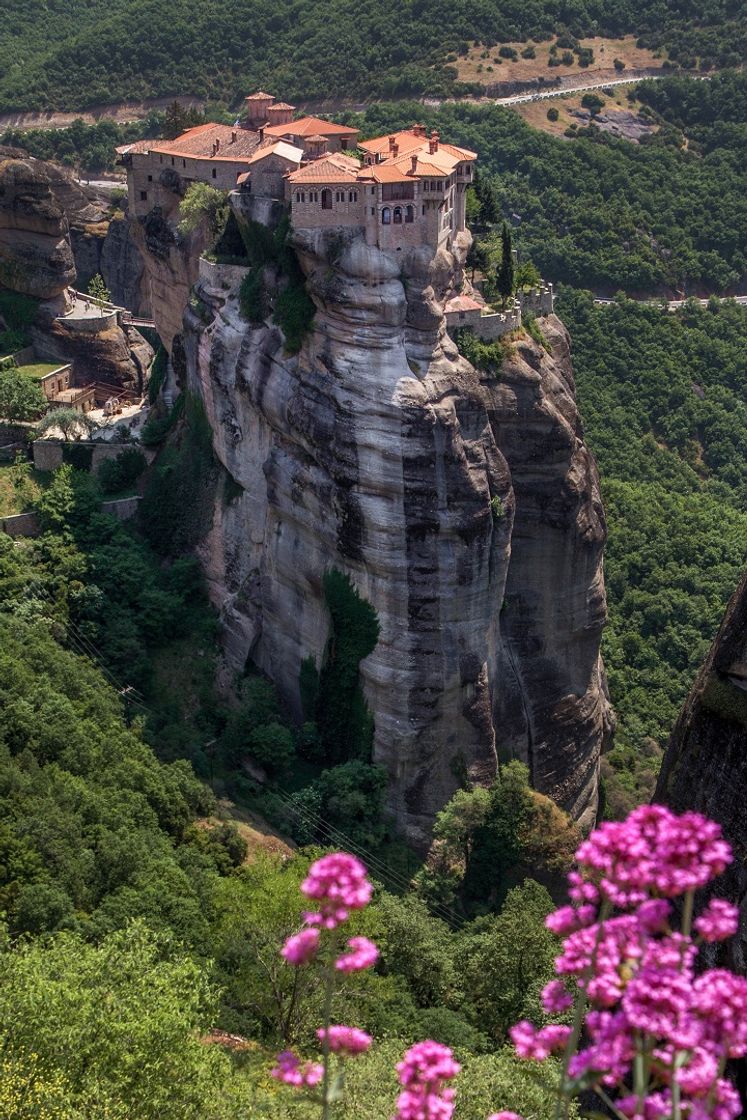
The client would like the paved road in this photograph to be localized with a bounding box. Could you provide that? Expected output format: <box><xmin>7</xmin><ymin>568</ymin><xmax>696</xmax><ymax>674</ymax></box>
<box><xmin>594</xmin><ymin>294</ymin><xmax>747</xmax><ymax>310</ymax></box>
<box><xmin>494</xmin><ymin>72</ymin><xmax>712</xmax><ymax>106</ymax></box>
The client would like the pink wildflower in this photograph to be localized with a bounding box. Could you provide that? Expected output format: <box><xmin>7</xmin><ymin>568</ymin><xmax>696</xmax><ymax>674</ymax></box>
<box><xmin>693</xmin><ymin>969</ymin><xmax>747</xmax><ymax>1058</ymax></box>
<box><xmin>636</xmin><ymin>899</ymin><xmax>671</xmax><ymax>933</ymax></box>
<box><xmin>545</xmin><ymin>904</ymin><xmax>597</xmax><ymax>935</ymax></box>
<box><xmin>574</xmin><ymin>805</ymin><xmax>731</xmax><ymax>907</ymax></box>
<box><xmin>694</xmin><ymin>898</ymin><xmax>739</xmax><ymax>943</ymax></box>
<box><xmin>335</xmin><ymin>935</ymin><xmax>379</xmax><ymax>972</ymax></box>
<box><xmin>301</xmin><ymin>852</ymin><xmax>373</xmax><ymax>928</ymax></box>
<box><xmin>556</xmin><ymin>915</ymin><xmax>643</xmax><ymax>1007</ymax></box>
<box><xmin>487</xmin><ymin>1113</ymin><xmax>524</xmax><ymax>1120</ymax></box>
<box><xmin>622</xmin><ymin>964</ymin><xmax>695</xmax><ymax>1047</ymax></box>
<box><xmin>281</xmin><ymin>927</ymin><xmax>320</xmax><ymax>965</ymax></box>
<box><xmin>675</xmin><ymin>1047</ymin><xmax>720</xmax><ymax>1096</ymax></box>
<box><xmin>510</xmin><ymin>1021</ymin><xmax>570</xmax><ymax>1060</ymax></box>
<box><xmin>317</xmin><ymin>1024</ymin><xmax>372</xmax><ymax>1055</ymax></box>
<box><xmin>541</xmin><ymin>979</ymin><xmax>573</xmax><ymax>1015</ymax></box>
<box><xmin>271</xmin><ymin>1050</ymin><xmax>324</xmax><ymax>1088</ymax></box>
<box><xmin>568</xmin><ymin>1011</ymin><xmax>635</xmax><ymax>1087</ymax></box>
<box><xmin>394</xmin><ymin>1041</ymin><xmax>460</xmax><ymax>1120</ymax></box>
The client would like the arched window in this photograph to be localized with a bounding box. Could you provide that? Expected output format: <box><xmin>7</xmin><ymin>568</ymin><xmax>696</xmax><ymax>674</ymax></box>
<box><xmin>405</xmin><ymin>205</ymin><xmax>414</xmax><ymax>224</ymax></box>
<box><xmin>393</xmin><ymin>207</ymin><xmax>402</xmax><ymax>224</ymax></box>
<box><xmin>321</xmin><ymin>189</ymin><xmax>332</xmax><ymax>210</ymax></box>
<box><xmin>381</xmin><ymin>207</ymin><xmax>391</xmax><ymax>225</ymax></box>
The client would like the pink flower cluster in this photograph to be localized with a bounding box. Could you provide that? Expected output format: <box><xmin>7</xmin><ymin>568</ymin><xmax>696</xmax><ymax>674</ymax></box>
<box><xmin>394</xmin><ymin>1041</ymin><xmax>461</xmax><ymax>1120</ymax></box>
<box><xmin>317</xmin><ymin>1025</ymin><xmax>372</xmax><ymax>1055</ymax></box>
<box><xmin>572</xmin><ymin>804</ymin><xmax>732</xmax><ymax>908</ymax></box>
<box><xmin>510</xmin><ymin>804</ymin><xmax>746</xmax><ymax>1120</ymax></box>
<box><xmin>271</xmin><ymin>1050</ymin><xmax>324</xmax><ymax>1088</ymax></box>
<box><xmin>275</xmin><ymin>852</ymin><xmax>379</xmax><ymax>1107</ymax></box>
<box><xmin>301</xmin><ymin>851</ymin><xmax>374</xmax><ymax>928</ymax></box>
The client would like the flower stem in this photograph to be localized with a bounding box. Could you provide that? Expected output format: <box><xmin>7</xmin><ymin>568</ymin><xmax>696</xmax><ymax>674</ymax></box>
<box><xmin>321</xmin><ymin>966</ymin><xmax>335</xmax><ymax>1120</ymax></box>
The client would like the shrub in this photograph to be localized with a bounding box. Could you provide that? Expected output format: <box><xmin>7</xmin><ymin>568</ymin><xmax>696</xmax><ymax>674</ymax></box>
<box><xmin>238</xmin><ymin>267</ymin><xmax>265</xmax><ymax>323</ymax></box>
<box><xmin>275</xmin><ymin>280</ymin><xmax>315</xmax><ymax>353</ymax></box>
<box><xmin>546</xmin><ymin>106</ymin><xmax>559</xmax><ymax>122</ymax></box>
<box><xmin>177</xmin><ymin>182</ymin><xmax>228</xmax><ymax>237</ymax></box>
<box><xmin>614</xmin><ymin>57</ymin><xmax>626</xmax><ymax>71</ymax></box>
<box><xmin>97</xmin><ymin>447</ymin><xmax>147</xmax><ymax>494</ymax></box>
<box><xmin>247</xmin><ymin>722</ymin><xmax>295</xmax><ymax>777</ymax></box>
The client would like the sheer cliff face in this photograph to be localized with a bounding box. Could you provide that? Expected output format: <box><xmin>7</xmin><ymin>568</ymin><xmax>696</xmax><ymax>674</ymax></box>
<box><xmin>657</xmin><ymin>574</ymin><xmax>747</xmax><ymax>970</ymax></box>
<box><xmin>0</xmin><ymin>154</ymin><xmax>76</xmax><ymax>298</ymax></box>
<box><xmin>184</xmin><ymin>223</ymin><xmax>611</xmax><ymax>844</ymax></box>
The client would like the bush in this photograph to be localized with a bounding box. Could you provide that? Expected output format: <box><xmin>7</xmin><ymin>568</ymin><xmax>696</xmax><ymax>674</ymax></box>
<box><xmin>247</xmin><ymin>722</ymin><xmax>295</xmax><ymax>777</ymax></box>
<box><xmin>177</xmin><ymin>182</ymin><xmax>228</xmax><ymax>237</ymax></box>
<box><xmin>546</xmin><ymin>106</ymin><xmax>559</xmax><ymax>121</ymax></box>
<box><xmin>97</xmin><ymin>448</ymin><xmax>147</xmax><ymax>494</ymax></box>
<box><xmin>614</xmin><ymin>57</ymin><xmax>626</xmax><ymax>71</ymax></box>
<box><xmin>275</xmin><ymin>278</ymin><xmax>316</xmax><ymax>353</ymax></box>
<box><xmin>238</xmin><ymin>267</ymin><xmax>265</xmax><ymax>323</ymax></box>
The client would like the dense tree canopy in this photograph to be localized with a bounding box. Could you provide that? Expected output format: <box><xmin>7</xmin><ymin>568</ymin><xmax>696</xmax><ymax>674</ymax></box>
<box><xmin>0</xmin><ymin>0</ymin><xmax>744</xmax><ymax>112</ymax></box>
<box><xmin>558</xmin><ymin>290</ymin><xmax>747</xmax><ymax>813</ymax></box>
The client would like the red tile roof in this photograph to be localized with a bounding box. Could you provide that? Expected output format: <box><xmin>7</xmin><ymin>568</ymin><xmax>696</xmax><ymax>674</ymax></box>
<box><xmin>359</xmin><ymin>129</ymin><xmax>425</xmax><ymax>157</ymax></box>
<box><xmin>445</xmin><ymin>294</ymin><xmax>484</xmax><ymax>314</ymax></box>
<box><xmin>287</xmin><ymin>154</ymin><xmax>360</xmax><ymax>184</ymax></box>
<box><xmin>267</xmin><ymin>101</ymin><xmax>296</xmax><ymax>111</ymax></box>
<box><xmin>246</xmin><ymin>140</ymin><xmax>303</xmax><ymax>165</ymax></box>
<box><xmin>148</xmin><ymin>123</ymin><xmax>261</xmax><ymax>160</ymax></box>
<box><xmin>265</xmin><ymin>115</ymin><xmax>359</xmax><ymax>139</ymax></box>
<box><xmin>245</xmin><ymin>90</ymin><xmax>274</xmax><ymax>100</ymax></box>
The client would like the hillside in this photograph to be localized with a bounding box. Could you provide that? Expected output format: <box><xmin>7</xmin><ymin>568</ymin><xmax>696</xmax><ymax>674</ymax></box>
<box><xmin>0</xmin><ymin>0</ymin><xmax>745</xmax><ymax>112</ymax></box>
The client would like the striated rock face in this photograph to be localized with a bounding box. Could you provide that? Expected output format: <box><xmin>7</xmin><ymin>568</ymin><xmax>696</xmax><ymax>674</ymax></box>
<box><xmin>182</xmin><ymin>219</ymin><xmax>611</xmax><ymax>844</ymax></box>
<box><xmin>0</xmin><ymin>154</ymin><xmax>76</xmax><ymax>298</ymax></box>
<box><xmin>656</xmin><ymin>573</ymin><xmax>747</xmax><ymax>970</ymax></box>
<box><xmin>31</xmin><ymin>308</ymin><xmax>153</xmax><ymax>393</ymax></box>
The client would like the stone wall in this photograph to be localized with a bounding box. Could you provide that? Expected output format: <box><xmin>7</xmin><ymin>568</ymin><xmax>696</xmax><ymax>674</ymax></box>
<box><xmin>1</xmin><ymin>495</ymin><xmax>141</xmax><ymax>539</ymax></box>
<box><xmin>198</xmin><ymin>257</ymin><xmax>250</xmax><ymax>290</ymax></box>
<box><xmin>32</xmin><ymin>439</ymin><xmax>155</xmax><ymax>472</ymax></box>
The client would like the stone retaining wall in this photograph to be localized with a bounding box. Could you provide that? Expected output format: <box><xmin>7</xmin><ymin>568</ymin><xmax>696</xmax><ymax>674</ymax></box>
<box><xmin>32</xmin><ymin>439</ymin><xmax>155</xmax><ymax>472</ymax></box>
<box><xmin>198</xmin><ymin>257</ymin><xmax>250</xmax><ymax>290</ymax></box>
<box><xmin>1</xmin><ymin>495</ymin><xmax>141</xmax><ymax>538</ymax></box>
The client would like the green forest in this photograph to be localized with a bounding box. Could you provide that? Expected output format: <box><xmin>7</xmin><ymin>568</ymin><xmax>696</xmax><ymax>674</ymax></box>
<box><xmin>0</xmin><ymin>455</ymin><xmax>582</xmax><ymax>1118</ymax></box>
<box><xmin>0</xmin><ymin>0</ymin><xmax>745</xmax><ymax>111</ymax></box>
<box><xmin>558</xmin><ymin>292</ymin><xmax>747</xmax><ymax>813</ymax></box>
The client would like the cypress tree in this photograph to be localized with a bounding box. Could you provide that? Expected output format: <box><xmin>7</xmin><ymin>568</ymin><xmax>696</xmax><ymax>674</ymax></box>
<box><xmin>496</xmin><ymin>222</ymin><xmax>515</xmax><ymax>307</ymax></box>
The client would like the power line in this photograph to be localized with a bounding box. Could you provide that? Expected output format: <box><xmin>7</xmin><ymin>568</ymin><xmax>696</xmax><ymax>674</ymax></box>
<box><xmin>23</xmin><ymin>583</ymin><xmax>463</xmax><ymax>925</ymax></box>
<box><xmin>268</xmin><ymin>782</ymin><xmax>466</xmax><ymax>929</ymax></box>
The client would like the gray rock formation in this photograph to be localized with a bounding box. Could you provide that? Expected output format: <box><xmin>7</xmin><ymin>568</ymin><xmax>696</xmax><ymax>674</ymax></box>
<box><xmin>0</xmin><ymin>154</ymin><xmax>76</xmax><ymax>298</ymax></box>
<box><xmin>656</xmin><ymin>572</ymin><xmax>747</xmax><ymax>971</ymax></box>
<box><xmin>182</xmin><ymin>217</ymin><xmax>611</xmax><ymax>844</ymax></box>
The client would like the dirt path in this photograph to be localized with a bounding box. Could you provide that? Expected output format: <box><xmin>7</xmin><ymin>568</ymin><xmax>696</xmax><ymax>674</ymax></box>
<box><xmin>0</xmin><ymin>94</ymin><xmax>203</xmax><ymax>133</ymax></box>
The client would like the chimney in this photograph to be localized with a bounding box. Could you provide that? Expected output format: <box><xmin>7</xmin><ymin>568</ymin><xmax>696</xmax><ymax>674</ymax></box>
<box><xmin>231</xmin><ymin>130</ymin><xmax>237</xmax><ymax>143</ymax></box>
<box><xmin>259</xmin><ymin>126</ymin><xmax>264</xmax><ymax>142</ymax></box>
<box><xmin>388</xmin><ymin>135</ymin><xmax>396</xmax><ymax>153</ymax></box>
<box><xmin>215</xmin><ymin>137</ymin><xmax>220</xmax><ymax>152</ymax></box>
<box><xmin>392</xmin><ymin>142</ymin><xmax>399</xmax><ymax>158</ymax></box>
<box><xmin>416</xmin><ymin>123</ymin><xmax>427</xmax><ymax>137</ymax></box>
<box><xmin>410</xmin><ymin>154</ymin><xmax>418</xmax><ymax>175</ymax></box>
<box><xmin>429</xmin><ymin>130</ymin><xmax>439</xmax><ymax>153</ymax></box>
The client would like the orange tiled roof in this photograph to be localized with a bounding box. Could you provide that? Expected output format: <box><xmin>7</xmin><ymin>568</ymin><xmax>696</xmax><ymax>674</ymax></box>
<box><xmin>267</xmin><ymin>101</ymin><xmax>296</xmax><ymax>111</ymax></box>
<box><xmin>245</xmin><ymin>90</ymin><xmax>274</xmax><ymax>100</ymax></box>
<box><xmin>358</xmin><ymin>129</ymin><xmax>426</xmax><ymax>157</ymax></box>
<box><xmin>287</xmin><ymin>154</ymin><xmax>360</xmax><ymax>184</ymax></box>
<box><xmin>361</xmin><ymin>162</ymin><xmax>415</xmax><ymax>183</ymax></box>
<box><xmin>445</xmin><ymin>294</ymin><xmax>484</xmax><ymax>314</ymax></box>
<box><xmin>265</xmin><ymin>115</ymin><xmax>359</xmax><ymax>138</ymax></box>
<box><xmin>246</xmin><ymin>140</ymin><xmax>303</xmax><ymax>165</ymax></box>
<box><xmin>148</xmin><ymin>123</ymin><xmax>261</xmax><ymax>160</ymax></box>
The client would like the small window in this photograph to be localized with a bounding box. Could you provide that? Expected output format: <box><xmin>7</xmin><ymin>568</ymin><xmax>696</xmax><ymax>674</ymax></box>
<box><xmin>405</xmin><ymin>205</ymin><xmax>414</xmax><ymax>223</ymax></box>
<box><xmin>140</xmin><ymin>190</ymin><xmax>148</xmax><ymax>201</ymax></box>
<box><xmin>212</xmin><ymin>168</ymin><xmax>217</xmax><ymax>179</ymax></box>
<box><xmin>171</xmin><ymin>156</ymin><xmax>175</xmax><ymax>166</ymax></box>
<box><xmin>321</xmin><ymin>189</ymin><xmax>332</xmax><ymax>210</ymax></box>
<box><xmin>147</xmin><ymin>174</ymin><xmax>153</xmax><ymax>182</ymax></box>
<box><xmin>422</xmin><ymin>205</ymin><xmax>425</xmax><ymax>215</ymax></box>
<box><xmin>183</xmin><ymin>159</ymin><xmax>186</xmax><ymax>168</ymax></box>
<box><xmin>159</xmin><ymin>155</ymin><xmax>163</xmax><ymax>164</ymax></box>
<box><xmin>381</xmin><ymin>206</ymin><xmax>391</xmax><ymax>225</ymax></box>
<box><xmin>371</xmin><ymin>207</ymin><xmax>375</xmax><ymax>216</ymax></box>
<box><xmin>393</xmin><ymin>206</ymin><xmax>402</xmax><ymax>224</ymax></box>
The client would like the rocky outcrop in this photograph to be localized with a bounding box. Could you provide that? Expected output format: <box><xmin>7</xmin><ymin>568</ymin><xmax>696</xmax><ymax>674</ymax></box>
<box><xmin>31</xmin><ymin>308</ymin><xmax>152</xmax><ymax>392</ymax></box>
<box><xmin>70</xmin><ymin>213</ymin><xmax>147</xmax><ymax>315</ymax></box>
<box><xmin>183</xmin><ymin>218</ymin><xmax>611</xmax><ymax>844</ymax></box>
<box><xmin>0</xmin><ymin>150</ymin><xmax>152</xmax><ymax>390</ymax></box>
<box><xmin>0</xmin><ymin>154</ymin><xmax>76</xmax><ymax>298</ymax></box>
<box><xmin>656</xmin><ymin>573</ymin><xmax>747</xmax><ymax>970</ymax></box>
